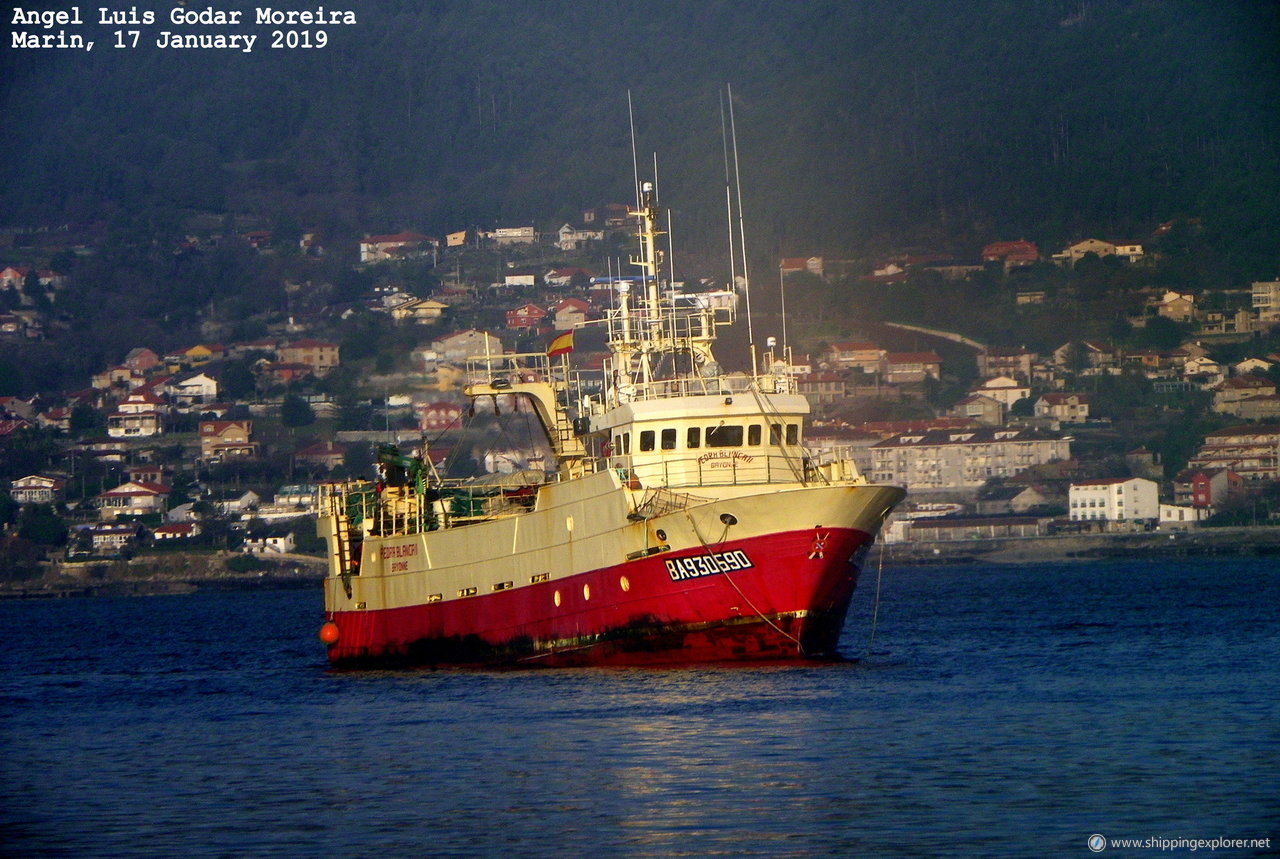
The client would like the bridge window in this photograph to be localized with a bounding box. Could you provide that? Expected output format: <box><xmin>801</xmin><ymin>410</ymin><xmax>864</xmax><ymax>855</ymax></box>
<box><xmin>786</xmin><ymin>424</ymin><xmax>799</xmax><ymax>445</ymax></box>
<box><xmin>748</xmin><ymin>425</ymin><xmax>762</xmax><ymax>445</ymax></box>
<box><xmin>706</xmin><ymin>425</ymin><xmax>743</xmax><ymax>448</ymax></box>
<box><xmin>661</xmin><ymin>428</ymin><xmax>677</xmax><ymax>450</ymax></box>
<box><xmin>687</xmin><ymin>427</ymin><xmax>701</xmax><ymax>449</ymax></box>
<box><xmin>770</xmin><ymin>423</ymin><xmax>782</xmax><ymax>444</ymax></box>
<box><xmin>639</xmin><ymin>430</ymin><xmax>655</xmax><ymax>452</ymax></box>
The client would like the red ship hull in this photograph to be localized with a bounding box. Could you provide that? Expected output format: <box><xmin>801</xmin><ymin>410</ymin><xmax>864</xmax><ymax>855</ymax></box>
<box><xmin>323</xmin><ymin>526</ymin><xmax>877</xmax><ymax>668</ymax></box>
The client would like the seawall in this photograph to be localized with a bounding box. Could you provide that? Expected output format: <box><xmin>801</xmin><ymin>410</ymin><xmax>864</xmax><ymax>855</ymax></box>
<box><xmin>881</xmin><ymin>526</ymin><xmax>1280</xmax><ymax>566</ymax></box>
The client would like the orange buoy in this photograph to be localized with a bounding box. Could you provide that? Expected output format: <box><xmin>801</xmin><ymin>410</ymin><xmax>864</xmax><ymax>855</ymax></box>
<box><xmin>318</xmin><ymin>621</ymin><xmax>340</xmax><ymax>645</ymax></box>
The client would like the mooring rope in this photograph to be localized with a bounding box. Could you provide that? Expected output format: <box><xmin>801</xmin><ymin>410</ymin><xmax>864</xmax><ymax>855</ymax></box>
<box><xmin>863</xmin><ymin>540</ymin><xmax>887</xmax><ymax>659</ymax></box>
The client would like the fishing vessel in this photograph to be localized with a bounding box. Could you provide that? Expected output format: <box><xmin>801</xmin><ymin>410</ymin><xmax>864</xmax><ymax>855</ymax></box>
<box><xmin>316</xmin><ymin>178</ymin><xmax>905</xmax><ymax>668</ymax></box>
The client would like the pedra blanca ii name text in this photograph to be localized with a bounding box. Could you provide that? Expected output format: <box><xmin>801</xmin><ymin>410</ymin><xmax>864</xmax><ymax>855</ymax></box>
<box><xmin>11</xmin><ymin>6</ymin><xmax>357</xmax><ymax>52</ymax></box>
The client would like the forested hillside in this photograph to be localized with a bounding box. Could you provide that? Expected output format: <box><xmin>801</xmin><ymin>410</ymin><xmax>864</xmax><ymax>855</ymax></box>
<box><xmin>4</xmin><ymin>0</ymin><xmax>1278</xmax><ymax>274</ymax></box>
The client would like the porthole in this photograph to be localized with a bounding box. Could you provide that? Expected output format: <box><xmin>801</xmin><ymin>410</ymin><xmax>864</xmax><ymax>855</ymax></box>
<box><xmin>619</xmin><ymin>575</ymin><xmax>631</xmax><ymax>592</ymax></box>
<box><xmin>582</xmin><ymin>584</ymin><xmax>591</xmax><ymax>600</ymax></box>
<box><xmin>553</xmin><ymin>590</ymin><xmax>561</xmax><ymax>607</ymax></box>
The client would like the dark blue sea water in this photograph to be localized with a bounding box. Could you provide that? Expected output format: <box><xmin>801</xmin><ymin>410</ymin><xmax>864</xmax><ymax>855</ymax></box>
<box><xmin>3</xmin><ymin>558</ymin><xmax>1278</xmax><ymax>858</ymax></box>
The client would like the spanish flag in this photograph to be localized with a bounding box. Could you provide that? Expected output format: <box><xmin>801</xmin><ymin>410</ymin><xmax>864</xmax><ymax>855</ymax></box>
<box><xmin>547</xmin><ymin>330</ymin><xmax>574</xmax><ymax>357</ymax></box>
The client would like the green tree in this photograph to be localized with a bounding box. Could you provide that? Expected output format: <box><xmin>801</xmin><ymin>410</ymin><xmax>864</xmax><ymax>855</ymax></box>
<box><xmin>218</xmin><ymin>360</ymin><xmax>258</xmax><ymax>401</ymax></box>
<box><xmin>1134</xmin><ymin>316</ymin><xmax>1191</xmax><ymax>351</ymax></box>
<box><xmin>343</xmin><ymin>442</ymin><xmax>374</xmax><ymax>479</ymax></box>
<box><xmin>0</xmin><ymin>536</ymin><xmax>44</xmax><ymax>581</ymax></box>
<box><xmin>17</xmin><ymin>503</ymin><xmax>67</xmax><ymax>546</ymax></box>
<box><xmin>70</xmin><ymin>403</ymin><xmax>106</xmax><ymax>436</ymax></box>
<box><xmin>281</xmin><ymin>394</ymin><xmax>315</xmax><ymax>428</ymax></box>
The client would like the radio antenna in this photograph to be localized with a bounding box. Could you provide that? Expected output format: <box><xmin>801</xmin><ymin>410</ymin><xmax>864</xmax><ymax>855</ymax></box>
<box><xmin>727</xmin><ymin>83</ymin><xmax>757</xmax><ymax>376</ymax></box>
<box><xmin>719</xmin><ymin>90</ymin><xmax>738</xmax><ymax>323</ymax></box>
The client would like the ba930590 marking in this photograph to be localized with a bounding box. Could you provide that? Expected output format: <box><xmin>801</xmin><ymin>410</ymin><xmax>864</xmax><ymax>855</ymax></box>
<box><xmin>664</xmin><ymin>550</ymin><xmax>753</xmax><ymax>581</ymax></box>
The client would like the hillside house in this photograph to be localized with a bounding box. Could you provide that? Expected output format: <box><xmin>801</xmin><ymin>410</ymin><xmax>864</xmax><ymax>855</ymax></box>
<box><xmin>1184</xmin><ymin>356</ymin><xmax>1224</xmax><ymax>386</ymax></box>
<box><xmin>1212</xmin><ymin>376</ymin><xmax>1277</xmax><ymax>416</ymax></box>
<box><xmin>153</xmin><ymin>522</ymin><xmax>201</xmax><ymax>542</ymax></box>
<box><xmin>1153</xmin><ymin>291</ymin><xmax>1195</xmax><ymax>322</ymax></box>
<box><xmin>35</xmin><ymin>407</ymin><xmax>71</xmax><ymax>431</ymax></box>
<box><xmin>1054</xmin><ymin>341</ymin><xmax>1117</xmax><ymax>373</ymax></box>
<box><xmin>388</xmin><ymin>298</ymin><xmax>448</xmax><ymax>324</ymax></box>
<box><xmin>1069</xmin><ymin>477</ymin><xmax>1159</xmax><ymax>525</ymax></box>
<box><xmin>295</xmin><ymin>440</ymin><xmax>347</xmax><ymax>470</ymax></box>
<box><xmin>92</xmin><ymin>366</ymin><xmax>144</xmax><ymax>391</ymax></box>
<box><xmin>181</xmin><ymin>343</ymin><xmax>226</xmax><ymax>366</ymax></box>
<box><xmin>545</xmin><ymin>267</ymin><xmax>591</xmax><ymax>288</ymax></box>
<box><xmin>977</xmin><ymin>346</ymin><xmax>1037</xmax><ymax>381</ymax></box>
<box><xmin>826</xmin><ymin>342</ymin><xmax>884</xmax><ymax>373</ymax></box>
<box><xmin>123</xmin><ymin>347</ymin><xmax>162</xmax><ymax>373</ymax></box>
<box><xmin>228</xmin><ymin>338</ymin><xmax>282</xmax><ymax>360</ymax></box>
<box><xmin>1252</xmin><ymin>280</ymin><xmax>1280</xmax><ymax>322</ymax></box>
<box><xmin>1173</xmin><ymin>468</ymin><xmax>1243</xmax><ymax>509</ymax></box>
<box><xmin>505</xmin><ymin>304</ymin><xmax>546</xmax><ymax>331</ymax></box>
<box><xmin>169</xmin><ymin>372</ymin><xmax>218</xmax><ymax>408</ymax></box>
<box><xmin>1187</xmin><ymin>424</ymin><xmax>1280</xmax><ymax>483</ymax></box>
<box><xmin>0</xmin><ymin>395</ymin><xmax>35</xmax><ymax>419</ymax></box>
<box><xmin>870</xmin><ymin>427</ymin><xmax>1071</xmax><ymax>491</ymax></box>
<box><xmin>948</xmin><ymin>394</ymin><xmax>1005</xmax><ymax>426</ymax></box>
<box><xmin>432</xmin><ymin>329</ymin><xmax>504</xmax><ymax>362</ymax></box>
<box><xmin>975</xmin><ymin>484</ymin><xmax>1055</xmax><ymax>515</ymax></box>
<box><xmin>883</xmin><ymin>352</ymin><xmax>942</xmax><ymax>384</ymax></box>
<box><xmin>972</xmin><ymin>376</ymin><xmax>1031</xmax><ymax>408</ymax></box>
<box><xmin>360</xmin><ymin>232</ymin><xmax>437</xmax><ymax>263</ymax></box>
<box><xmin>797</xmin><ymin>373</ymin><xmax>845</xmax><ymax>406</ymax></box>
<box><xmin>278</xmin><ymin>339</ymin><xmax>340</xmax><ymax>376</ymax></box>
<box><xmin>107</xmin><ymin>389</ymin><xmax>168</xmax><ymax>438</ymax></box>
<box><xmin>97</xmin><ymin>481</ymin><xmax>170</xmax><ymax>521</ymax></box>
<box><xmin>1231</xmin><ymin>395</ymin><xmax>1280</xmax><ymax>421</ymax></box>
<box><xmin>84</xmin><ymin>523</ymin><xmax>142</xmax><ymax>556</ymax></box>
<box><xmin>550</xmin><ymin>298</ymin><xmax>590</xmax><ymax>330</ymax></box>
<box><xmin>199</xmin><ymin>420</ymin><xmax>256</xmax><ymax>461</ymax></box>
<box><xmin>9</xmin><ymin>474</ymin><xmax>66</xmax><ymax>505</ymax></box>
<box><xmin>121</xmin><ymin>468</ymin><xmax>167</xmax><ymax>491</ymax></box>
<box><xmin>75</xmin><ymin>436</ymin><xmax>126</xmax><ymax>462</ymax></box>
<box><xmin>1054</xmin><ymin>239</ymin><xmax>1116</xmax><ymax>266</ymax></box>
<box><xmin>980</xmin><ymin>240</ymin><xmax>1039</xmax><ymax>270</ymax></box>
<box><xmin>1113</xmin><ymin>243</ymin><xmax>1145</xmax><ymax>263</ymax></box>
<box><xmin>556</xmin><ymin>225</ymin><xmax>605</xmax><ymax>251</ymax></box>
<box><xmin>489</xmin><ymin>226</ymin><xmax>538</xmax><ymax>246</ymax></box>
<box><xmin>1035</xmin><ymin>393</ymin><xmax>1090</xmax><ymax>424</ymax></box>
<box><xmin>242</xmin><ymin>532</ymin><xmax>296</xmax><ymax>555</ymax></box>
<box><xmin>1234</xmin><ymin>358</ymin><xmax>1275</xmax><ymax>376</ymax></box>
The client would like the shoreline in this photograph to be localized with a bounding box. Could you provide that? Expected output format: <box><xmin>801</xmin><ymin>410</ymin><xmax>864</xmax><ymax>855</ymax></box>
<box><xmin>0</xmin><ymin>551</ymin><xmax>326</xmax><ymax>600</ymax></box>
<box><xmin>880</xmin><ymin>525</ymin><xmax>1280</xmax><ymax>566</ymax></box>
<box><xmin>3</xmin><ymin>527</ymin><xmax>1278</xmax><ymax>599</ymax></box>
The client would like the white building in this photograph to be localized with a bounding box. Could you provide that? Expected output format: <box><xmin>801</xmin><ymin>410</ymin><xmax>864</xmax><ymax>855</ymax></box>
<box><xmin>870</xmin><ymin>427</ymin><xmax>1070</xmax><ymax>491</ymax></box>
<box><xmin>489</xmin><ymin>226</ymin><xmax>538</xmax><ymax>245</ymax></box>
<box><xmin>1069</xmin><ymin>477</ymin><xmax>1159</xmax><ymax>523</ymax></box>
<box><xmin>1159</xmin><ymin>504</ymin><xmax>1211</xmax><ymax>530</ymax></box>
<box><xmin>1252</xmin><ymin>280</ymin><xmax>1280</xmax><ymax>322</ymax></box>
<box><xmin>972</xmin><ymin>375</ymin><xmax>1030</xmax><ymax>408</ymax></box>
